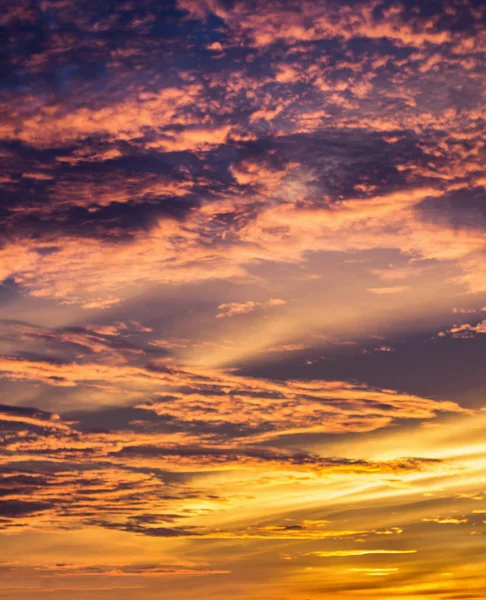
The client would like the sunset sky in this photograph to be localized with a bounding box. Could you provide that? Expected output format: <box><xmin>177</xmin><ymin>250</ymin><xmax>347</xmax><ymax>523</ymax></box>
<box><xmin>1</xmin><ymin>0</ymin><xmax>486</xmax><ymax>598</ymax></box>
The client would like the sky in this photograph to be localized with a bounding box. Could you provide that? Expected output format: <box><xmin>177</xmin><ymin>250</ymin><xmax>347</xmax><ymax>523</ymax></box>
<box><xmin>0</xmin><ymin>0</ymin><xmax>485</xmax><ymax>598</ymax></box>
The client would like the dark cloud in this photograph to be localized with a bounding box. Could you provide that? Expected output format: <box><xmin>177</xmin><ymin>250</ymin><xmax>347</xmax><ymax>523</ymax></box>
<box><xmin>0</xmin><ymin>499</ymin><xmax>52</xmax><ymax>518</ymax></box>
<box><xmin>238</xmin><ymin>330</ymin><xmax>486</xmax><ymax>409</ymax></box>
<box><xmin>417</xmin><ymin>186</ymin><xmax>486</xmax><ymax>230</ymax></box>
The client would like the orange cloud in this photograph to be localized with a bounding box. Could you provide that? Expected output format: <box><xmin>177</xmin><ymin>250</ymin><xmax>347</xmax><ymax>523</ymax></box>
<box><xmin>439</xmin><ymin>319</ymin><xmax>486</xmax><ymax>338</ymax></box>
<box><xmin>216</xmin><ymin>298</ymin><xmax>286</xmax><ymax>318</ymax></box>
<box><xmin>367</xmin><ymin>286</ymin><xmax>410</xmax><ymax>295</ymax></box>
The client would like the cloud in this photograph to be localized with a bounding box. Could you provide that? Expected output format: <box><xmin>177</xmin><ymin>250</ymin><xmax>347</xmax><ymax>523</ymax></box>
<box><xmin>1</xmin><ymin>1</ymin><xmax>485</xmax><ymax>596</ymax></box>
<box><xmin>0</xmin><ymin>500</ymin><xmax>52</xmax><ymax>519</ymax></box>
<box><xmin>0</xmin><ymin>392</ymin><xmax>449</xmax><ymax>536</ymax></box>
<box><xmin>422</xmin><ymin>517</ymin><xmax>468</xmax><ymax>525</ymax></box>
<box><xmin>1</xmin><ymin>0</ymin><xmax>485</xmax><ymax>307</ymax></box>
<box><xmin>178</xmin><ymin>0</ymin><xmax>475</xmax><ymax>49</ymax></box>
<box><xmin>439</xmin><ymin>319</ymin><xmax>486</xmax><ymax>339</ymax></box>
<box><xmin>312</xmin><ymin>549</ymin><xmax>418</xmax><ymax>557</ymax></box>
<box><xmin>6</xmin><ymin>563</ymin><xmax>230</xmax><ymax>578</ymax></box>
<box><xmin>283</xmin><ymin>549</ymin><xmax>417</xmax><ymax>559</ymax></box>
<box><xmin>367</xmin><ymin>286</ymin><xmax>410</xmax><ymax>295</ymax></box>
<box><xmin>216</xmin><ymin>298</ymin><xmax>286</xmax><ymax>318</ymax></box>
<box><xmin>0</xmin><ymin>350</ymin><xmax>468</xmax><ymax>433</ymax></box>
<box><xmin>346</xmin><ymin>567</ymin><xmax>399</xmax><ymax>577</ymax></box>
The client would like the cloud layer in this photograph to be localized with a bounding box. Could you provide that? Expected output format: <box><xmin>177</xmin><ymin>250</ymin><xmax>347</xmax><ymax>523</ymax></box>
<box><xmin>1</xmin><ymin>0</ymin><xmax>485</xmax><ymax>598</ymax></box>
